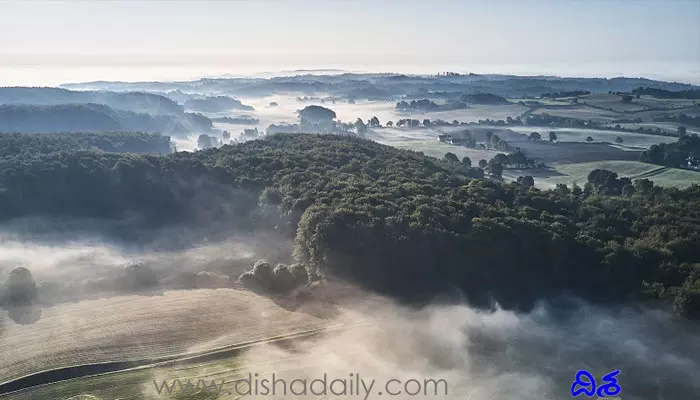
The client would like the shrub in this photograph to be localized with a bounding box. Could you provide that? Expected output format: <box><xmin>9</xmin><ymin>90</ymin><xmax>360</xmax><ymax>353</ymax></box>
<box><xmin>290</xmin><ymin>263</ymin><xmax>309</xmax><ymax>286</ymax></box>
<box><xmin>4</xmin><ymin>267</ymin><xmax>37</xmax><ymax>305</ymax></box>
<box><xmin>273</xmin><ymin>264</ymin><xmax>296</xmax><ymax>292</ymax></box>
<box><xmin>238</xmin><ymin>259</ymin><xmax>310</xmax><ymax>293</ymax></box>
<box><xmin>120</xmin><ymin>261</ymin><xmax>158</xmax><ymax>291</ymax></box>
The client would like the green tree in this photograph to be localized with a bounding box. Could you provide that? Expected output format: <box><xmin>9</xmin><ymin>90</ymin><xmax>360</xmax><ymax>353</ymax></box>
<box><xmin>487</xmin><ymin>162</ymin><xmax>503</xmax><ymax>179</ymax></box>
<box><xmin>615</xmin><ymin>136</ymin><xmax>623</xmax><ymax>144</ymax></box>
<box><xmin>444</xmin><ymin>152</ymin><xmax>459</xmax><ymax>163</ymax></box>
<box><xmin>633</xmin><ymin>178</ymin><xmax>655</xmax><ymax>195</ymax></box>
<box><xmin>549</xmin><ymin>131</ymin><xmax>557</xmax><ymax>142</ymax></box>
<box><xmin>355</xmin><ymin>118</ymin><xmax>368</xmax><ymax>134</ymax></box>
<box><xmin>423</xmin><ymin>119</ymin><xmax>431</xmax><ymax>127</ymax></box>
<box><xmin>586</xmin><ymin>136</ymin><xmax>594</xmax><ymax>143</ymax></box>
<box><xmin>478</xmin><ymin>159</ymin><xmax>488</xmax><ymax>168</ymax></box>
<box><xmin>678</xmin><ymin>126</ymin><xmax>687</xmax><ymax>137</ymax></box>
<box><xmin>529</xmin><ymin>132</ymin><xmax>541</xmax><ymax>141</ymax></box>
<box><xmin>298</xmin><ymin>105</ymin><xmax>337</xmax><ymax>125</ymax></box>
<box><xmin>509</xmin><ymin>151</ymin><xmax>527</xmax><ymax>168</ymax></box>
<box><xmin>197</xmin><ymin>134</ymin><xmax>214</xmax><ymax>149</ymax></box>
<box><xmin>4</xmin><ymin>267</ymin><xmax>37</xmax><ymax>305</ymax></box>
<box><xmin>492</xmin><ymin>153</ymin><xmax>510</xmax><ymax>166</ymax></box>
<box><xmin>461</xmin><ymin>156</ymin><xmax>472</xmax><ymax>167</ymax></box>
<box><xmin>517</xmin><ymin>175</ymin><xmax>535</xmax><ymax>187</ymax></box>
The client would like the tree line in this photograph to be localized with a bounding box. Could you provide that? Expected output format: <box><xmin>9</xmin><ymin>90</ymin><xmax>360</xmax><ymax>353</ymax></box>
<box><xmin>0</xmin><ymin>132</ymin><xmax>173</xmax><ymax>156</ymax></box>
<box><xmin>0</xmin><ymin>134</ymin><xmax>698</xmax><ymax>318</ymax></box>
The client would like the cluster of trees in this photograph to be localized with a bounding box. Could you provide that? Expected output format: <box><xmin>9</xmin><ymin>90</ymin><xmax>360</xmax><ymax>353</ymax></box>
<box><xmin>1</xmin><ymin>134</ymin><xmax>700</xmax><ymax>318</ymax></box>
<box><xmin>296</xmin><ymin>96</ymin><xmax>321</xmax><ymax>102</ymax></box>
<box><xmin>490</xmin><ymin>151</ymin><xmax>542</xmax><ymax>169</ymax></box>
<box><xmin>395</xmin><ymin>99</ymin><xmax>467</xmax><ymax>112</ymax></box>
<box><xmin>540</xmin><ymin>90</ymin><xmax>591</xmax><ymax>98</ymax></box>
<box><xmin>197</xmin><ymin>134</ymin><xmax>221</xmax><ymax>149</ymax></box>
<box><xmin>0</xmin><ymin>132</ymin><xmax>173</xmax><ymax>155</ymax></box>
<box><xmin>211</xmin><ymin>116</ymin><xmax>260</xmax><ymax>125</ymax></box>
<box><xmin>238</xmin><ymin>260</ymin><xmax>311</xmax><ymax>293</ymax></box>
<box><xmin>459</xmin><ymin>93</ymin><xmax>510</xmax><ymax>105</ymax></box>
<box><xmin>639</xmin><ymin>134</ymin><xmax>700</xmax><ymax>169</ymax></box>
<box><xmin>395</xmin><ymin>119</ymin><xmax>422</xmax><ymax>128</ymax></box>
<box><xmin>525</xmin><ymin>113</ymin><xmax>591</xmax><ymax>128</ymax></box>
<box><xmin>484</xmin><ymin>131</ymin><xmax>510</xmax><ymax>150</ymax></box>
<box><xmin>298</xmin><ymin>105</ymin><xmax>336</xmax><ymax>123</ymax></box>
<box><xmin>653</xmin><ymin>113</ymin><xmax>700</xmax><ymax>128</ymax></box>
<box><xmin>448</xmin><ymin>150</ymin><xmax>542</xmax><ymax>181</ymax></box>
<box><xmin>631</xmin><ymin>87</ymin><xmax>700</xmax><ymax>99</ymax></box>
<box><xmin>265</xmin><ymin>106</ymin><xmax>360</xmax><ymax>136</ymax></box>
<box><xmin>397</xmin><ymin>118</ymin><xmax>465</xmax><ymax>128</ymax></box>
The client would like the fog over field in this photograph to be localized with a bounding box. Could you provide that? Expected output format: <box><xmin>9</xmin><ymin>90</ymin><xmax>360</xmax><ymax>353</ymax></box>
<box><xmin>0</xmin><ymin>228</ymin><xmax>699</xmax><ymax>399</ymax></box>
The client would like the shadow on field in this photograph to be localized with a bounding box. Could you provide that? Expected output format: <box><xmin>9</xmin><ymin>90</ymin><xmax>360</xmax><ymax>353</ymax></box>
<box><xmin>516</xmin><ymin>141</ymin><xmax>643</xmax><ymax>164</ymax></box>
<box><xmin>5</xmin><ymin>303</ymin><xmax>42</xmax><ymax>325</ymax></box>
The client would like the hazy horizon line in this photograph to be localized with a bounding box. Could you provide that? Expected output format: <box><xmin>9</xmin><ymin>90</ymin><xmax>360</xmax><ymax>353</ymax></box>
<box><xmin>2</xmin><ymin>61</ymin><xmax>699</xmax><ymax>87</ymax></box>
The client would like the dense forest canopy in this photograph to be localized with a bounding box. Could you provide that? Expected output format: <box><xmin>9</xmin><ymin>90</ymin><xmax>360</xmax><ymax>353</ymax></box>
<box><xmin>0</xmin><ymin>134</ymin><xmax>699</xmax><ymax>318</ymax></box>
<box><xmin>0</xmin><ymin>132</ymin><xmax>173</xmax><ymax>156</ymax></box>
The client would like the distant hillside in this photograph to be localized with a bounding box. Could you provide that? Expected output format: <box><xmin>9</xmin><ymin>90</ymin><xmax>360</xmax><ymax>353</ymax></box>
<box><xmin>0</xmin><ymin>87</ymin><xmax>184</xmax><ymax>116</ymax></box>
<box><xmin>60</xmin><ymin>74</ymin><xmax>700</xmax><ymax>99</ymax></box>
<box><xmin>0</xmin><ymin>132</ymin><xmax>173</xmax><ymax>156</ymax></box>
<box><xmin>0</xmin><ymin>104</ymin><xmax>211</xmax><ymax>135</ymax></box>
<box><xmin>184</xmin><ymin>96</ymin><xmax>254</xmax><ymax>112</ymax></box>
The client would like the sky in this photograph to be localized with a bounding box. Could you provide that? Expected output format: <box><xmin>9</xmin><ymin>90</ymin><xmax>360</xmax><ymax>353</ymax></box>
<box><xmin>1</xmin><ymin>0</ymin><xmax>699</xmax><ymax>85</ymax></box>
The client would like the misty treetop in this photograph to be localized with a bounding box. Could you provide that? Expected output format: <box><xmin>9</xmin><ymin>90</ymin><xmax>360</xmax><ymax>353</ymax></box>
<box><xmin>0</xmin><ymin>134</ymin><xmax>699</xmax><ymax>318</ymax></box>
<box><xmin>297</xmin><ymin>105</ymin><xmax>337</xmax><ymax>123</ymax></box>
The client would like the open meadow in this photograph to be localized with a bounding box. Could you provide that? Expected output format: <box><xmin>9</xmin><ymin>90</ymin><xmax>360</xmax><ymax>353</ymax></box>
<box><xmin>502</xmin><ymin>126</ymin><xmax>676</xmax><ymax>148</ymax></box>
<box><xmin>503</xmin><ymin>160</ymin><xmax>700</xmax><ymax>189</ymax></box>
<box><xmin>0</xmin><ymin>289</ymin><xmax>333</xmax><ymax>387</ymax></box>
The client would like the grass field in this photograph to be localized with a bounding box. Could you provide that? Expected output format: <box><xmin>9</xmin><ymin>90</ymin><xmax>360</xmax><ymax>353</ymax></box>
<box><xmin>0</xmin><ymin>289</ymin><xmax>331</xmax><ymax>386</ymax></box>
<box><xmin>503</xmin><ymin>126</ymin><xmax>675</xmax><ymax>148</ymax></box>
<box><xmin>370</xmin><ymin>127</ymin><xmax>497</xmax><ymax>162</ymax></box>
<box><xmin>531</xmin><ymin>105</ymin><xmax>620</xmax><ymax>123</ymax></box>
<box><xmin>403</xmin><ymin>104</ymin><xmax>529</xmax><ymax>123</ymax></box>
<box><xmin>505</xmin><ymin>160</ymin><xmax>700</xmax><ymax>189</ymax></box>
<box><xmin>507</xmin><ymin>98</ymin><xmax>573</xmax><ymax>106</ymax></box>
<box><xmin>579</xmin><ymin>93</ymin><xmax>652</xmax><ymax>113</ymax></box>
<box><xmin>632</xmin><ymin>96</ymin><xmax>698</xmax><ymax>110</ymax></box>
